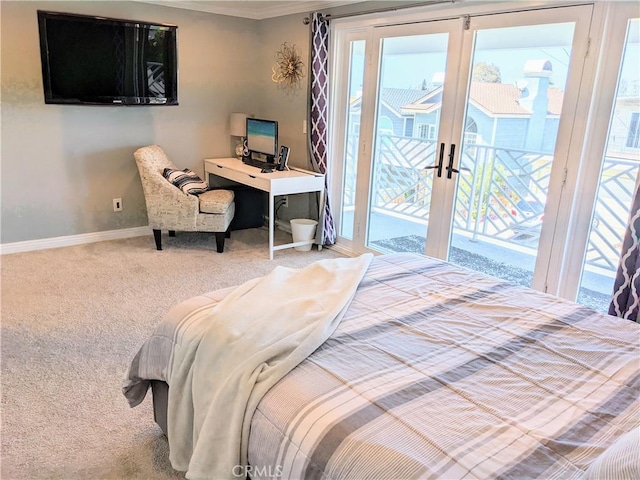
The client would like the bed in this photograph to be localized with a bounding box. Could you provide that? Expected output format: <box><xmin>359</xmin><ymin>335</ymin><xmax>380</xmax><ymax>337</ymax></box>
<box><xmin>123</xmin><ymin>253</ymin><xmax>639</xmax><ymax>480</ymax></box>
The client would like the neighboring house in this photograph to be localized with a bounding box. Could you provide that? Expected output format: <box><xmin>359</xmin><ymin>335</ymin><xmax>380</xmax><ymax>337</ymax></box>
<box><xmin>608</xmin><ymin>79</ymin><xmax>640</xmax><ymax>157</ymax></box>
<box><xmin>349</xmin><ymin>88</ymin><xmax>426</xmax><ymax>137</ymax></box>
<box><xmin>402</xmin><ymin>80</ymin><xmax>564</xmax><ymax>154</ymax></box>
<box><xmin>376</xmin><ymin>88</ymin><xmax>428</xmax><ymax>137</ymax></box>
<box><xmin>351</xmin><ymin>60</ymin><xmax>565</xmax><ymax>154</ymax></box>
<box><xmin>351</xmin><ymin>60</ymin><xmax>639</xmax><ymax>160</ymax></box>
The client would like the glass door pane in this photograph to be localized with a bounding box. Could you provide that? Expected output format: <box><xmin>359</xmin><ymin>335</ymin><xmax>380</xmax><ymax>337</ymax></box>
<box><xmin>448</xmin><ymin>21</ymin><xmax>578</xmax><ymax>287</ymax></box>
<box><xmin>366</xmin><ymin>32</ymin><xmax>450</xmax><ymax>254</ymax></box>
<box><xmin>577</xmin><ymin>18</ymin><xmax>640</xmax><ymax>312</ymax></box>
<box><xmin>339</xmin><ymin>40</ymin><xmax>366</xmax><ymax>240</ymax></box>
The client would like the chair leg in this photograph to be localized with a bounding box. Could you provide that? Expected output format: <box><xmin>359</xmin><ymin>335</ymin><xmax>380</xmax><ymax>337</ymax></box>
<box><xmin>214</xmin><ymin>232</ymin><xmax>226</xmax><ymax>253</ymax></box>
<box><xmin>153</xmin><ymin>229</ymin><xmax>162</xmax><ymax>250</ymax></box>
<box><xmin>169</xmin><ymin>230</ymin><xmax>176</xmax><ymax>237</ymax></box>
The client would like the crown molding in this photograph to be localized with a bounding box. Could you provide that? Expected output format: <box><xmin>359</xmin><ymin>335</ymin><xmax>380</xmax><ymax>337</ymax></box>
<box><xmin>135</xmin><ymin>1</ymin><xmax>364</xmax><ymax>20</ymax></box>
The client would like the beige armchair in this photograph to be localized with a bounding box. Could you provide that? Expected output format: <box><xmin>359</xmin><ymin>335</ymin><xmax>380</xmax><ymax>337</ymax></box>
<box><xmin>134</xmin><ymin>145</ymin><xmax>235</xmax><ymax>253</ymax></box>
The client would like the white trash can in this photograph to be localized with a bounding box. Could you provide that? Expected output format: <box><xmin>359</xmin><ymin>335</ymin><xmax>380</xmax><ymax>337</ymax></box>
<box><xmin>290</xmin><ymin>219</ymin><xmax>318</xmax><ymax>251</ymax></box>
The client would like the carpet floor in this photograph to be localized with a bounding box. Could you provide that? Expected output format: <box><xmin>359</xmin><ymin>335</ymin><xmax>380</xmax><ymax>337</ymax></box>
<box><xmin>1</xmin><ymin>228</ymin><xmax>341</xmax><ymax>479</ymax></box>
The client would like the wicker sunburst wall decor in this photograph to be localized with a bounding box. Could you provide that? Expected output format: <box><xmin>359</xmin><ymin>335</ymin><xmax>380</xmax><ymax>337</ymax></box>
<box><xmin>271</xmin><ymin>42</ymin><xmax>305</xmax><ymax>94</ymax></box>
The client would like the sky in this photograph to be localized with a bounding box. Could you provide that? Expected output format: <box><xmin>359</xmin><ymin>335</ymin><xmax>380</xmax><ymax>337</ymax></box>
<box><xmin>348</xmin><ymin>19</ymin><xmax>639</xmax><ymax>95</ymax></box>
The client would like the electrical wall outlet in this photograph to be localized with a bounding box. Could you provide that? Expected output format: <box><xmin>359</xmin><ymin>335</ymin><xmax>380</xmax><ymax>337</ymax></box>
<box><xmin>113</xmin><ymin>198</ymin><xmax>123</xmax><ymax>212</ymax></box>
<box><xmin>282</xmin><ymin>195</ymin><xmax>288</xmax><ymax>208</ymax></box>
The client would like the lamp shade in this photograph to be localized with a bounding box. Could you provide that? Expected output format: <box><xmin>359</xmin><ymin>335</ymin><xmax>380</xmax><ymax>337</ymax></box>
<box><xmin>230</xmin><ymin>113</ymin><xmax>249</xmax><ymax>137</ymax></box>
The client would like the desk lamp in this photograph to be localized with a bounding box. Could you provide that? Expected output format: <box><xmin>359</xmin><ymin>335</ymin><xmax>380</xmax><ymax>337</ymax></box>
<box><xmin>230</xmin><ymin>113</ymin><xmax>251</xmax><ymax>159</ymax></box>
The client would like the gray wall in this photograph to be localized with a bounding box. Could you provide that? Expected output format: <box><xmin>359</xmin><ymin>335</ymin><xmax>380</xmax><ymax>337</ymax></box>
<box><xmin>1</xmin><ymin>0</ymin><xmax>428</xmax><ymax>244</ymax></box>
<box><xmin>1</xmin><ymin>1</ymin><xmax>263</xmax><ymax>243</ymax></box>
<box><xmin>254</xmin><ymin>13</ymin><xmax>315</xmax><ymax>223</ymax></box>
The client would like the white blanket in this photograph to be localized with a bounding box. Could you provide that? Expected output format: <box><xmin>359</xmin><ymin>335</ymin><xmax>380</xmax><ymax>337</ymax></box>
<box><xmin>166</xmin><ymin>254</ymin><xmax>373</xmax><ymax>479</ymax></box>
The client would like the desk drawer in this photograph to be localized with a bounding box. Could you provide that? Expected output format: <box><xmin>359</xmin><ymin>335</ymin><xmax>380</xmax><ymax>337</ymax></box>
<box><xmin>208</xmin><ymin>163</ymin><xmax>269</xmax><ymax>192</ymax></box>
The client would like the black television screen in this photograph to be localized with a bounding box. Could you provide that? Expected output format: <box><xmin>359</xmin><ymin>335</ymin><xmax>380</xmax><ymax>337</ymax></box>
<box><xmin>37</xmin><ymin>11</ymin><xmax>178</xmax><ymax>106</ymax></box>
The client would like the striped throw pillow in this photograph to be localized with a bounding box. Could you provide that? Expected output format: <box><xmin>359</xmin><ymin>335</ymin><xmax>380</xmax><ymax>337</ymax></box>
<box><xmin>163</xmin><ymin>168</ymin><xmax>208</xmax><ymax>195</ymax></box>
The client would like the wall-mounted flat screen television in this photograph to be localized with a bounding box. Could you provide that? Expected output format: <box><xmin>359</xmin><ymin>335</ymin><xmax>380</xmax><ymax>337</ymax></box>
<box><xmin>37</xmin><ymin>11</ymin><xmax>178</xmax><ymax>106</ymax></box>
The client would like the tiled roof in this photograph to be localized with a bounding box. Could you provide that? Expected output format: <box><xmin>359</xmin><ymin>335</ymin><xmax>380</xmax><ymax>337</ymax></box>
<box><xmin>546</xmin><ymin>88</ymin><xmax>564</xmax><ymax>115</ymax></box>
<box><xmin>355</xmin><ymin>83</ymin><xmax>564</xmax><ymax>117</ymax></box>
<box><xmin>469</xmin><ymin>82</ymin><xmax>528</xmax><ymax>114</ymax></box>
<box><xmin>469</xmin><ymin>82</ymin><xmax>563</xmax><ymax>115</ymax></box>
<box><xmin>380</xmin><ymin>88</ymin><xmax>430</xmax><ymax>114</ymax></box>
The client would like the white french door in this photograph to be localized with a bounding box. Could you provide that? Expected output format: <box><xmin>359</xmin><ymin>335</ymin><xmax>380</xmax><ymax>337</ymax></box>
<box><xmin>332</xmin><ymin>3</ymin><xmax>594</xmax><ymax>292</ymax></box>
<box><xmin>443</xmin><ymin>6</ymin><xmax>593</xmax><ymax>292</ymax></box>
<box><xmin>559</xmin><ymin>3</ymin><xmax>640</xmax><ymax>311</ymax></box>
<box><xmin>356</xmin><ymin>19</ymin><xmax>465</xmax><ymax>259</ymax></box>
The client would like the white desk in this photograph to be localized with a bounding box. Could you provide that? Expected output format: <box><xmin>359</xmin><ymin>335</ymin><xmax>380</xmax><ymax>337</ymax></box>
<box><xmin>204</xmin><ymin>157</ymin><xmax>325</xmax><ymax>260</ymax></box>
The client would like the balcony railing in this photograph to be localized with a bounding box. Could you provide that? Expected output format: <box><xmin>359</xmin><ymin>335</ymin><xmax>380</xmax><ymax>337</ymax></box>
<box><xmin>344</xmin><ymin>134</ymin><xmax>639</xmax><ymax>277</ymax></box>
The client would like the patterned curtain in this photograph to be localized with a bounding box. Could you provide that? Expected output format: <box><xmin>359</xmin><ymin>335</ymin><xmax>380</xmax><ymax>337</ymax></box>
<box><xmin>308</xmin><ymin>12</ymin><xmax>336</xmax><ymax>245</ymax></box>
<box><xmin>608</xmin><ymin>179</ymin><xmax>640</xmax><ymax>321</ymax></box>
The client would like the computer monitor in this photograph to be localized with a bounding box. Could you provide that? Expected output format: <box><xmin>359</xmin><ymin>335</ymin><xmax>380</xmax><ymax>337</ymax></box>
<box><xmin>246</xmin><ymin>118</ymin><xmax>278</xmax><ymax>162</ymax></box>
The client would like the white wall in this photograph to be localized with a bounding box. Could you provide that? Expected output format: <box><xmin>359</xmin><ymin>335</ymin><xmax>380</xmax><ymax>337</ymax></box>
<box><xmin>1</xmin><ymin>1</ymin><xmax>261</xmax><ymax>243</ymax></box>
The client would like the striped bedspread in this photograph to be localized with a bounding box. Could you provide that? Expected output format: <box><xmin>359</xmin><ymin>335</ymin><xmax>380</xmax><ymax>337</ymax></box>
<box><xmin>125</xmin><ymin>253</ymin><xmax>639</xmax><ymax>479</ymax></box>
<box><xmin>247</xmin><ymin>254</ymin><xmax>639</xmax><ymax>479</ymax></box>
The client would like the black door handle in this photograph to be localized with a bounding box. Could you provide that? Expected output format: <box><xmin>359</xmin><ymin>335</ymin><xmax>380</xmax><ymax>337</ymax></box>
<box><xmin>424</xmin><ymin>143</ymin><xmax>445</xmax><ymax>178</ymax></box>
<box><xmin>446</xmin><ymin>143</ymin><xmax>459</xmax><ymax>179</ymax></box>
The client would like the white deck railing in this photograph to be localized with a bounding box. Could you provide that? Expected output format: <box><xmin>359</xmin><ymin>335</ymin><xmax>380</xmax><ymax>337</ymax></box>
<box><xmin>343</xmin><ymin>134</ymin><xmax>639</xmax><ymax>276</ymax></box>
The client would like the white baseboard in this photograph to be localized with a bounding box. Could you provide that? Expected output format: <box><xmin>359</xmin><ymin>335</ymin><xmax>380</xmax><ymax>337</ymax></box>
<box><xmin>326</xmin><ymin>243</ymin><xmax>357</xmax><ymax>257</ymax></box>
<box><xmin>0</xmin><ymin>226</ymin><xmax>151</xmax><ymax>255</ymax></box>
